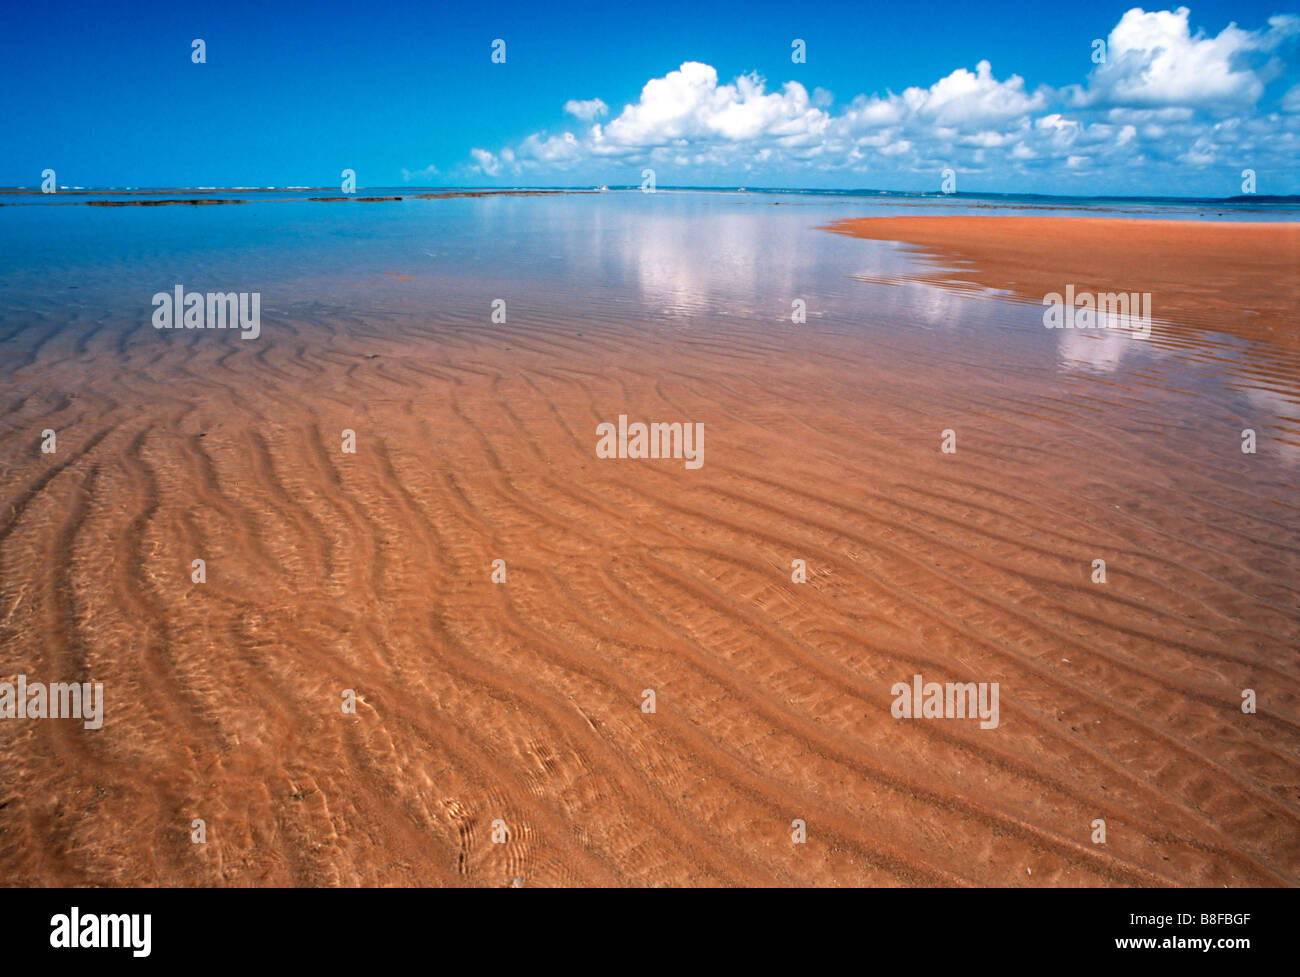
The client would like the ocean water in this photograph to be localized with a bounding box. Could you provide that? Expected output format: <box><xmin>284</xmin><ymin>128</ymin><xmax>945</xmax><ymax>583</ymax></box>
<box><xmin>1</xmin><ymin>188</ymin><xmax>1296</xmax><ymax>457</ymax></box>
<box><xmin>3</xmin><ymin>186</ymin><xmax>1296</xmax><ymax>314</ymax></box>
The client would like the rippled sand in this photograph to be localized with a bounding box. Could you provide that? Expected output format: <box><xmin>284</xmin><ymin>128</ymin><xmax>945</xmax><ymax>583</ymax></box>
<box><xmin>1</xmin><ymin>214</ymin><xmax>1297</xmax><ymax>887</ymax></box>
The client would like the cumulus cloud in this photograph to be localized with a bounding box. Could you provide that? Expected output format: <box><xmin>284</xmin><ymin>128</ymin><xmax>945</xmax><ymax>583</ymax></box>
<box><xmin>902</xmin><ymin>59</ymin><xmax>1049</xmax><ymax>126</ymax></box>
<box><xmin>470</xmin><ymin>147</ymin><xmax>507</xmax><ymax>176</ymax></box>
<box><xmin>564</xmin><ymin>98</ymin><xmax>608</xmax><ymax>121</ymax></box>
<box><xmin>1072</xmin><ymin>6</ymin><xmax>1300</xmax><ymax>109</ymax></box>
<box><xmin>464</xmin><ymin>7</ymin><xmax>1300</xmax><ymax>192</ymax></box>
<box><xmin>590</xmin><ymin>62</ymin><xmax>831</xmax><ymax>149</ymax></box>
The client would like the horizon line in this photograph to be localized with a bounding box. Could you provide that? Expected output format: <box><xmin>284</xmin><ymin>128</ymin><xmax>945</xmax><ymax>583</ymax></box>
<box><xmin>2</xmin><ymin>185</ymin><xmax>1298</xmax><ymax>204</ymax></box>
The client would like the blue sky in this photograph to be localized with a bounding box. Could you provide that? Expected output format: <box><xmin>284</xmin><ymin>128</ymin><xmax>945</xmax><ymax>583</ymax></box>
<box><xmin>3</xmin><ymin>0</ymin><xmax>1297</xmax><ymax>194</ymax></box>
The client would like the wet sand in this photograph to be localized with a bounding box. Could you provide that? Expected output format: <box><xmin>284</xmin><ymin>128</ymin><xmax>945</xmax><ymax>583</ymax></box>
<box><xmin>825</xmin><ymin>216</ymin><xmax>1300</xmax><ymax>352</ymax></box>
<box><xmin>0</xmin><ymin>217</ymin><xmax>1298</xmax><ymax>887</ymax></box>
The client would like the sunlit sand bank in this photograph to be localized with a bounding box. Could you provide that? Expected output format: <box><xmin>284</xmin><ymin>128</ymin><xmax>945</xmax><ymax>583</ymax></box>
<box><xmin>824</xmin><ymin>216</ymin><xmax>1300</xmax><ymax>352</ymax></box>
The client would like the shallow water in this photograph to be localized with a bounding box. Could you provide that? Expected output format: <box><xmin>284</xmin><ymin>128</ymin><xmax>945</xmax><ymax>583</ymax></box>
<box><xmin>1</xmin><ymin>189</ymin><xmax>1297</xmax><ymax>887</ymax></box>
<box><xmin>2</xmin><ymin>189</ymin><xmax>1296</xmax><ymax>459</ymax></box>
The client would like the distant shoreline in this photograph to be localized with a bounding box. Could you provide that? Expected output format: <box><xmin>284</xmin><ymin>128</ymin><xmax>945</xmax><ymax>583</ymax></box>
<box><xmin>2</xmin><ymin>185</ymin><xmax>1298</xmax><ymax>205</ymax></box>
<box><xmin>0</xmin><ymin>188</ymin><xmax>596</xmax><ymax>207</ymax></box>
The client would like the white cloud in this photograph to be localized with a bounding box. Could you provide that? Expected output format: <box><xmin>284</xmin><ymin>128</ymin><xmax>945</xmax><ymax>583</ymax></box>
<box><xmin>518</xmin><ymin>130</ymin><xmax>584</xmax><ymax>162</ymax></box>
<box><xmin>470</xmin><ymin>148</ymin><xmax>503</xmax><ymax>176</ymax></box>
<box><xmin>1075</xmin><ymin>6</ymin><xmax>1300</xmax><ymax>109</ymax></box>
<box><xmin>903</xmin><ymin>60</ymin><xmax>1048</xmax><ymax>126</ymax></box>
<box><xmin>564</xmin><ymin>98</ymin><xmax>608</xmax><ymax>121</ymax></box>
<box><xmin>592</xmin><ymin>62</ymin><xmax>831</xmax><ymax>150</ymax></box>
<box><xmin>461</xmin><ymin>8</ymin><xmax>1300</xmax><ymax>192</ymax></box>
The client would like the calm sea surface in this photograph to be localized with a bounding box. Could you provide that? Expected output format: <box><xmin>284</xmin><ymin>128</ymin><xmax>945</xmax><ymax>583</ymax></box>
<box><xmin>1</xmin><ymin>189</ymin><xmax>1296</xmax><ymax>460</ymax></box>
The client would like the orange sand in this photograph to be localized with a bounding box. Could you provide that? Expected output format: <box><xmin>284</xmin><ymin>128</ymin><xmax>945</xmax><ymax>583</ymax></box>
<box><xmin>0</xmin><ymin>220</ymin><xmax>1297</xmax><ymax>887</ymax></box>
<box><xmin>825</xmin><ymin>216</ymin><xmax>1300</xmax><ymax>352</ymax></box>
